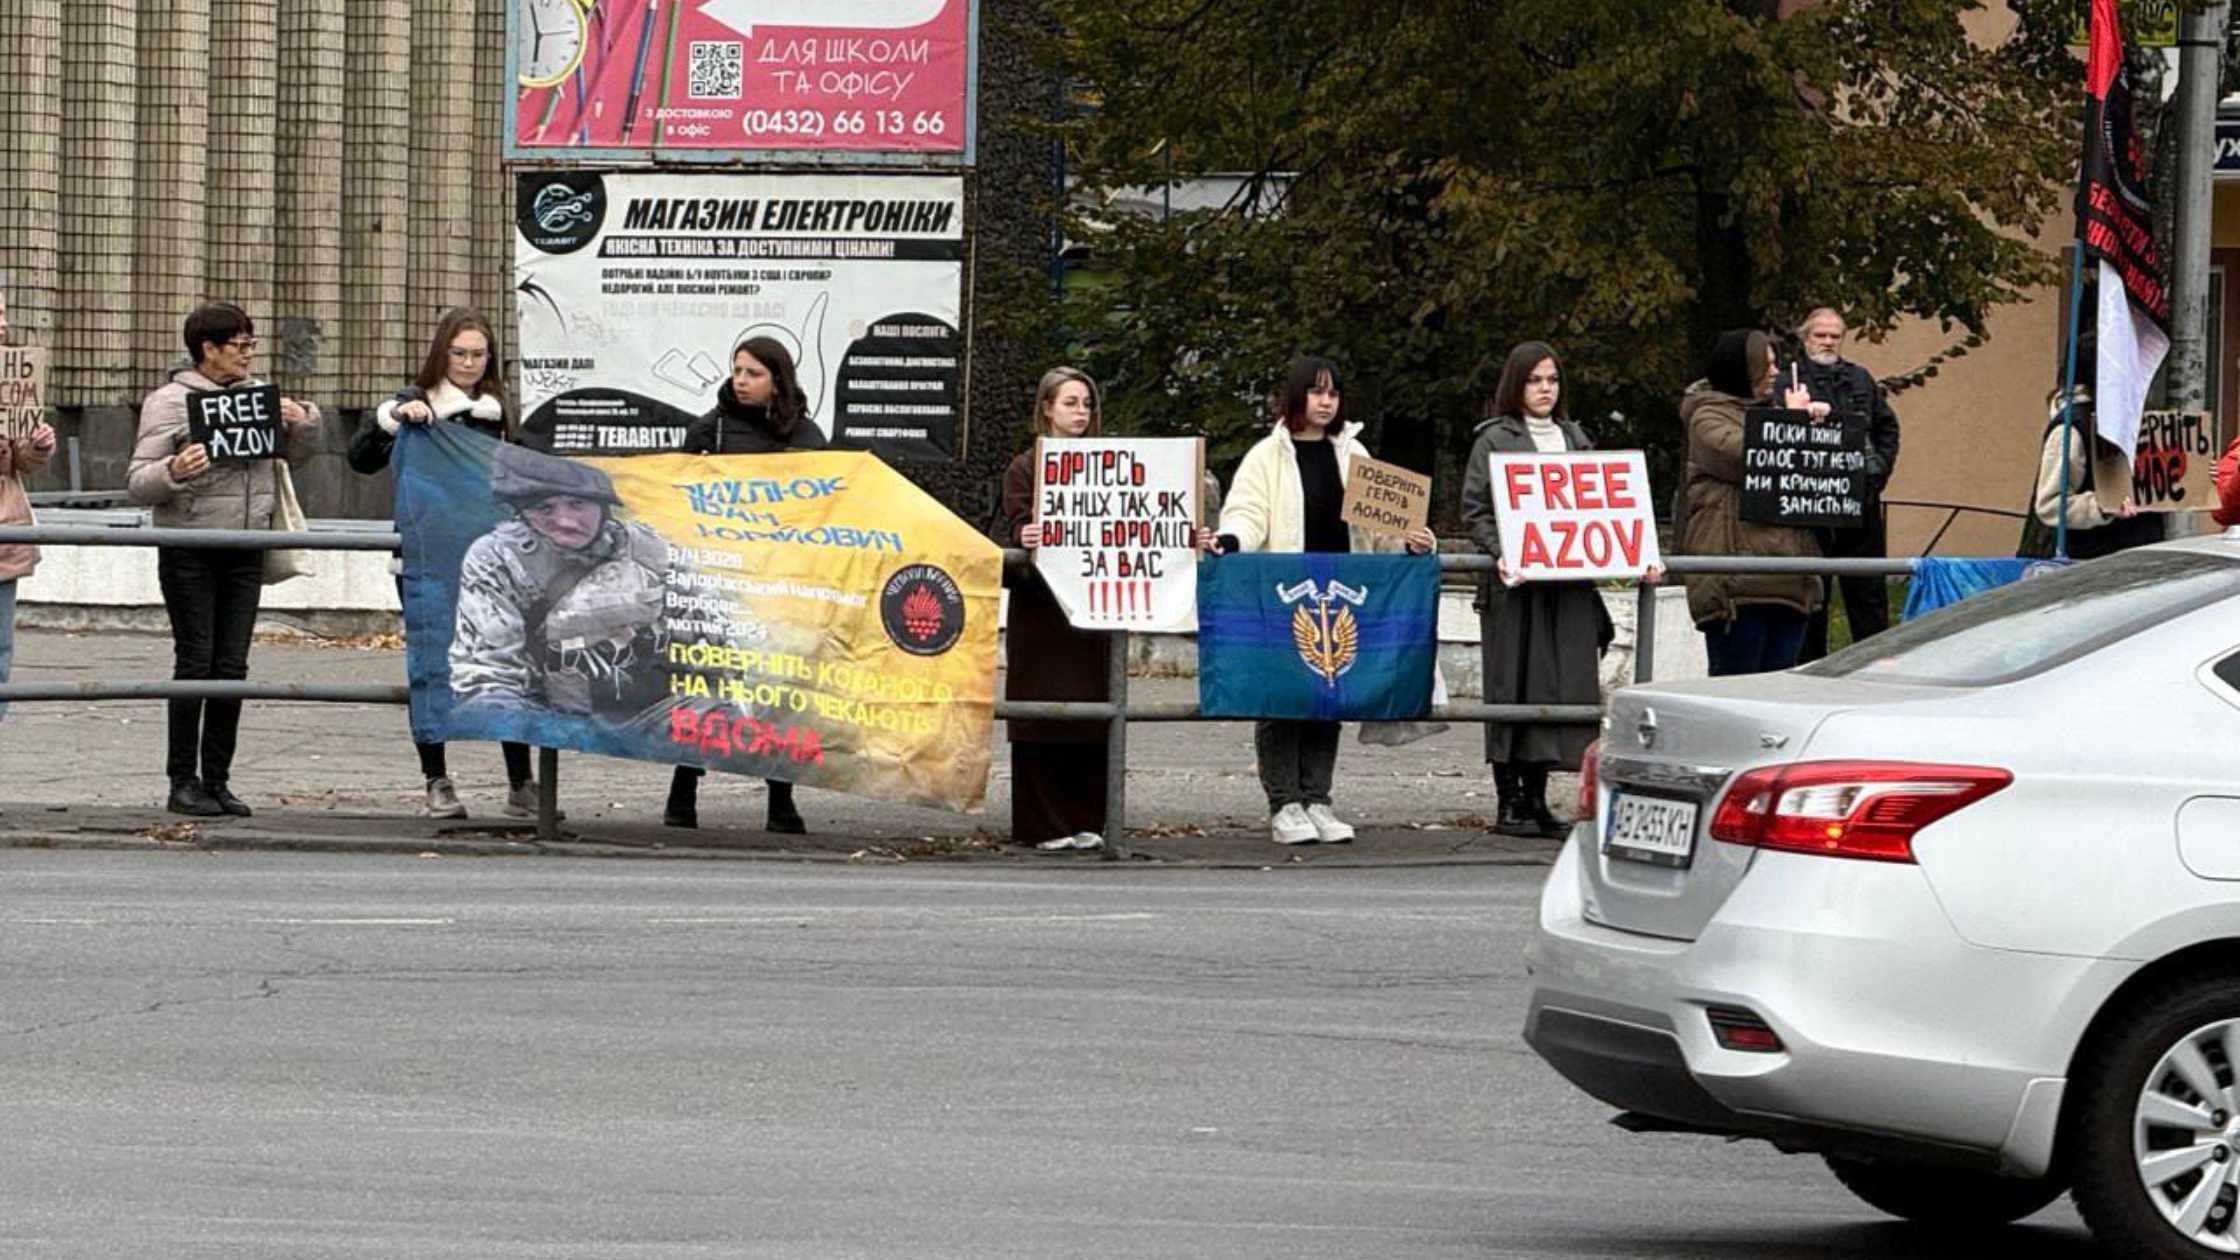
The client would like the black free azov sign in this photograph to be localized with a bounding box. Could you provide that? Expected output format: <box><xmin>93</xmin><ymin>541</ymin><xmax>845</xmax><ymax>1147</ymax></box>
<box><xmin>1739</xmin><ymin>407</ymin><xmax>1869</xmax><ymax>530</ymax></box>
<box><xmin>186</xmin><ymin>385</ymin><xmax>283</xmax><ymax>464</ymax></box>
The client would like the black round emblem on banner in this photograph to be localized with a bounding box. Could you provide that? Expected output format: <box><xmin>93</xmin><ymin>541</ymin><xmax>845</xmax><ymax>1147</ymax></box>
<box><xmin>880</xmin><ymin>564</ymin><xmax>965</xmax><ymax>657</ymax></box>
<box><xmin>517</xmin><ymin>173</ymin><xmax>606</xmax><ymax>255</ymax></box>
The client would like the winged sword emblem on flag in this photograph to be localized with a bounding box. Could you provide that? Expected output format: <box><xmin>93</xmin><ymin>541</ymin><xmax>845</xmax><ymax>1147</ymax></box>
<box><xmin>1277</xmin><ymin>578</ymin><xmax>1365</xmax><ymax>686</ymax></box>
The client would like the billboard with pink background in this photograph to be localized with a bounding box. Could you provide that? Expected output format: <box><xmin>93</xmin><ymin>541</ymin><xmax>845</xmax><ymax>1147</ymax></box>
<box><xmin>509</xmin><ymin>0</ymin><xmax>976</xmax><ymax>162</ymax></box>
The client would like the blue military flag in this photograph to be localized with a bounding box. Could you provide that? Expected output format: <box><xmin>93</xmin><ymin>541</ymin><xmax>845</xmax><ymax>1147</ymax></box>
<box><xmin>1197</xmin><ymin>552</ymin><xmax>1440</xmax><ymax>720</ymax></box>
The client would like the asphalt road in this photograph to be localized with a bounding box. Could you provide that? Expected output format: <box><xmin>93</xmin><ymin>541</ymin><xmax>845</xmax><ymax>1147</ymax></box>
<box><xmin>1</xmin><ymin>851</ymin><xmax>2097</xmax><ymax>1259</ymax></box>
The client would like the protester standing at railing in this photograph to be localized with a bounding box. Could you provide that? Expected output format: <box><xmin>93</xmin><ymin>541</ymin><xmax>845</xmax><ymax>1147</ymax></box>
<box><xmin>349</xmin><ymin>307</ymin><xmax>542</xmax><ymax>821</ymax></box>
<box><xmin>662</xmin><ymin>336</ymin><xmax>824</xmax><ymax>835</ymax></box>
<box><xmin>1680</xmin><ymin>330</ymin><xmax>1823</xmax><ymax>677</ymax></box>
<box><xmin>1001</xmin><ymin>367</ymin><xmax>1119</xmax><ymax>852</ymax></box>
<box><xmin>1780</xmin><ymin>308</ymin><xmax>1901</xmax><ymax>661</ymax></box>
<box><xmin>0</xmin><ymin>289</ymin><xmax>58</xmax><ymax>723</ymax></box>
<box><xmin>127</xmin><ymin>303</ymin><xmax>320</xmax><ymax>817</ymax></box>
<box><xmin>1459</xmin><ymin>343</ymin><xmax>1616</xmax><ymax>838</ymax></box>
<box><xmin>2028</xmin><ymin>383</ymin><xmax>2160</xmax><ymax>558</ymax></box>
<box><xmin>1213</xmin><ymin>356</ymin><xmax>1437</xmax><ymax>846</ymax></box>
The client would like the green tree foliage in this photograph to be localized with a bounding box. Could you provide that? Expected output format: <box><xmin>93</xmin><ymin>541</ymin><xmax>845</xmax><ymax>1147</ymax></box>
<box><xmin>1040</xmin><ymin>0</ymin><xmax>2083</xmax><ymax>505</ymax></box>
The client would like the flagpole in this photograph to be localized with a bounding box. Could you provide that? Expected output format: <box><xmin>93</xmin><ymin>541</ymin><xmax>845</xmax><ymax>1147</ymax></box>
<box><xmin>2056</xmin><ymin>240</ymin><xmax>2085</xmax><ymax>561</ymax></box>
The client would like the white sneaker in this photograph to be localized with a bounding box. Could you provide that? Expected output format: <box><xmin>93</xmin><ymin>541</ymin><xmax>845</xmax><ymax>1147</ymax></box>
<box><xmin>1270</xmin><ymin>803</ymin><xmax>1318</xmax><ymax>845</ymax></box>
<box><xmin>1304</xmin><ymin>804</ymin><xmax>1354</xmax><ymax>844</ymax></box>
<box><xmin>423</xmin><ymin>777</ymin><xmax>467</xmax><ymax>819</ymax></box>
<box><xmin>1034</xmin><ymin>834</ymin><xmax>1076</xmax><ymax>851</ymax></box>
<box><xmin>1070</xmin><ymin>832</ymin><xmax>1106</xmax><ymax>851</ymax></box>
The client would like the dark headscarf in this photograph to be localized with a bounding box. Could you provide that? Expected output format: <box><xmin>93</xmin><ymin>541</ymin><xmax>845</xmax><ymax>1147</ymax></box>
<box><xmin>1704</xmin><ymin>329</ymin><xmax>1768</xmax><ymax>399</ymax></box>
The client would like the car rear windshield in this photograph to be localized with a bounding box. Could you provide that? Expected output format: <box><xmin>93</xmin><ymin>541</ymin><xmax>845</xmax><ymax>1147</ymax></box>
<box><xmin>1801</xmin><ymin>550</ymin><xmax>2240</xmax><ymax>687</ymax></box>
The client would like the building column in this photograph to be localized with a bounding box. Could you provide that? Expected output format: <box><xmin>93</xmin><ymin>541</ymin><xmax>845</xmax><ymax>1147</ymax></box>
<box><xmin>60</xmin><ymin>0</ymin><xmax>138</xmax><ymax>404</ymax></box>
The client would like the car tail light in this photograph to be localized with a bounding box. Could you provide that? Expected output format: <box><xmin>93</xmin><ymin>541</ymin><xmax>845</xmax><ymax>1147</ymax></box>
<box><xmin>1577</xmin><ymin>740</ymin><xmax>1600</xmax><ymax>820</ymax></box>
<box><xmin>1706</xmin><ymin>1006</ymin><xmax>1784</xmax><ymax>1054</ymax></box>
<box><xmin>1707</xmin><ymin>760</ymin><xmax>2012</xmax><ymax>863</ymax></box>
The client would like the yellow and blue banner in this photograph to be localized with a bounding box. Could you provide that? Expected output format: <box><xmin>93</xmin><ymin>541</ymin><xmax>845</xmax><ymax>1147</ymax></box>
<box><xmin>1197</xmin><ymin>553</ymin><xmax>1439</xmax><ymax>721</ymax></box>
<box><xmin>395</xmin><ymin>421</ymin><xmax>999</xmax><ymax>812</ymax></box>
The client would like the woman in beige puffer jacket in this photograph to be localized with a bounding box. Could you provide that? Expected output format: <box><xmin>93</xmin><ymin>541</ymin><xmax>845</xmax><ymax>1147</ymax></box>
<box><xmin>126</xmin><ymin>302</ymin><xmax>319</xmax><ymax>819</ymax></box>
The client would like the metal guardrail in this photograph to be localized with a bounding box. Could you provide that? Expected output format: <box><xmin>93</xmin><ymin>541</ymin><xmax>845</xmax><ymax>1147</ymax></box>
<box><xmin>0</xmin><ymin>523</ymin><xmax>1919</xmax><ymax>857</ymax></box>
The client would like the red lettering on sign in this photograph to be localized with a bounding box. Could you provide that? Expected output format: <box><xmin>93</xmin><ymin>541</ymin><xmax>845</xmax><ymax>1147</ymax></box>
<box><xmin>1503</xmin><ymin>463</ymin><xmax>1537</xmax><ymax>510</ymax></box>
<box><xmin>1538</xmin><ymin>464</ymin><xmax>1574</xmax><ymax>510</ymax></box>
<box><xmin>1602</xmin><ymin>461</ymin><xmax>1636</xmax><ymax>510</ymax></box>
<box><xmin>1519</xmin><ymin>522</ymin><xmax>1554</xmax><ymax>569</ymax></box>
<box><xmin>1611</xmin><ymin>518</ymin><xmax>1644</xmax><ymax>567</ymax></box>
<box><xmin>1570</xmin><ymin>461</ymin><xmax>1605</xmax><ymax>511</ymax></box>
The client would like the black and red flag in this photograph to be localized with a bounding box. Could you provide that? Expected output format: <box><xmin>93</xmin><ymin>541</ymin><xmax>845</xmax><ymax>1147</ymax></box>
<box><xmin>2076</xmin><ymin>0</ymin><xmax>2170</xmax><ymax>459</ymax></box>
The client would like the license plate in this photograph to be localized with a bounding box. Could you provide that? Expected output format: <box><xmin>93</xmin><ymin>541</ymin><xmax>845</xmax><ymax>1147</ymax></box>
<box><xmin>1604</xmin><ymin>793</ymin><xmax>1699</xmax><ymax>867</ymax></box>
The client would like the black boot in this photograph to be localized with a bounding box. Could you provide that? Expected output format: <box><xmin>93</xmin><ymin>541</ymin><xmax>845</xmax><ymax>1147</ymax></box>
<box><xmin>166</xmin><ymin>778</ymin><xmax>225</xmax><ymax>818</ymax></box>
<box><xmin>202</xmin><ymin>779</ymin><xmax>253</xmax><ymax>817</ymax></box>
<box><xmin>1492</xmin><ymin>765</ymin><xmax>1537</xmax><ymax>837</ymax></box>
<box><xmin>765</xmin><ymin>780</ymin><xmax>806</xmax><ymax>835</ymax></box>
<box><xmin>663</xmin><ymin>766</ymin><xmax>700</xmax><ymax>829</ymax></box>
<box><xmin>1521</xmin><ymin>766</ymin><xmax>1567</xmax><ymax>839</ymax></box>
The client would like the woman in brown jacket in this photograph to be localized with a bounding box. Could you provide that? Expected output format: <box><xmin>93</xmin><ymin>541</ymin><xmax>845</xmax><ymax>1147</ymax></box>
<box><xmin>1001</xmin><ymin>367</ymin><xmax>1113</xmax><ymax>852</ymax></box>
<box><xmin>1679</xmin><ymin>329</ymin><xmax>1823</xmax><ymax>676</ymax></box>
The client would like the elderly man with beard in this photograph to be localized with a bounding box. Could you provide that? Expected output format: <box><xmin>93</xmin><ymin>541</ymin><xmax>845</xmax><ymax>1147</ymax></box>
<box><xmin>1782</xmin><ymin>308</ymin><xmax>1901</xmax><ymax>660</ymax></box>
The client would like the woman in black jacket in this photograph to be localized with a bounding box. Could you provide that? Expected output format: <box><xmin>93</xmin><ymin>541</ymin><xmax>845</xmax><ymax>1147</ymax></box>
<box><xmin>349</xmin><ymin>307</ymin><xmax>541</xmax><ymax>820</ymax></box>
<box><xmin>663</xmin><ymin>336</ymin><xmax>822</xmax><ymax>833</ymax></box>
<box><xmin>1458</xmin><ymin>342</ymin><xmax>1637</xmax><ymax>837</ymax></box>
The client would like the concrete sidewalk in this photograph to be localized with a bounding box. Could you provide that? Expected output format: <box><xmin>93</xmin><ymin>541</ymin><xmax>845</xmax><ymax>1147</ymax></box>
<box><xmin>0</xmin><ymin>629</ymin><xmax>1571</xmax><ymax>867</ymax></box>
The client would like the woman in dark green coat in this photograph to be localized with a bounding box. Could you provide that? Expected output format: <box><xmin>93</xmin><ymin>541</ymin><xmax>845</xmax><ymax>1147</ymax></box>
<box><xmin>1458</xmin><ymin>342</ymin><xmax>1614</xmax><ymax>838</ymax></box>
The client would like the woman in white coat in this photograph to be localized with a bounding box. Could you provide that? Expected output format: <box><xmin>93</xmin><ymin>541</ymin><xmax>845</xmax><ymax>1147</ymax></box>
<box><xmin>1213</xmin><ymin>357</ymin><xmax>1435</xmax><ymax>845</ymax></box>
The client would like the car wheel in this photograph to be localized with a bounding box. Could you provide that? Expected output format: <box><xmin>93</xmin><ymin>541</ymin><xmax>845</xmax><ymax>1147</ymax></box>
<box><xmin>1824</xmin><ymin>1155</ymin><xmax>2064</xmax><ymax>1227</ymax></box>
<box><xmin>2072</xmin><ymin>975</ymin><xmax>2240</xmax><ymax>1258</ymax></box>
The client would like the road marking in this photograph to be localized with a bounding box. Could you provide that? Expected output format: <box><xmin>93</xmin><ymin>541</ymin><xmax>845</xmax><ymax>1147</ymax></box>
<box><xmin>250</xmin><ymin>918</ymin><xmax>455</xmax><ymax>926</ymax></box>
<box><xmin>964</xmin><ymin>913</ymin><xmax>1162</xmax><ymax>924</ymax></box>
<box><xmin>645</xmin><ymin>912</ymin><xmax>1163</xmax><ymax>925</ymax></box>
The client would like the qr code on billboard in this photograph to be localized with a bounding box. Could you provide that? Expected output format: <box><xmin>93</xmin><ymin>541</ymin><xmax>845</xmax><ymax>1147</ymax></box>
<box><xmin>688</xmin><ymin>41</ymin><xmax>743</xmax><ymax>99</ymax></box>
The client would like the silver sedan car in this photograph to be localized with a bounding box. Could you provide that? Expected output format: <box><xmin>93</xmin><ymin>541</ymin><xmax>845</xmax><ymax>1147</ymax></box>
<box><xmin>1525</xmin><ymin>539</ymin><xmax>2240</xmax><ymax>1258</ymax></box>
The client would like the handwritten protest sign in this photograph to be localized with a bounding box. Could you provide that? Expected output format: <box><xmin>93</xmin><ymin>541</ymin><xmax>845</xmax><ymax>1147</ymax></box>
<box><xmin>1484</xmin><ymin>451</ymin><xmax>1660</xmax><ymax>581</ymax></box>
<box><xmin>0</xmin><ymin>346</ymin><xmax>46</xmax><ymax>440</ymax></box>
<box><xmin>1740</xmin><ymin>408</ymin><xmax>1869</xmax><ymax>529</ymax></box>
<box><xmin>2131</xmin><ymin>410</ymin><xmax>2214</xmax><ymax>513</ymax></box>
<box><xmin>1034</xmin><ymin>437</ymin><xmax>1203</xmax><ymax>631</ymax></box>
<box><xmin>1342</xmin><ymin>454</ymin><xmax>1430</xmax><ymax>539</ymax></box>
<box><xmin>187</xmin><ymin>385</ymin><xmax>283</xmax><ymax>464</ymax></box>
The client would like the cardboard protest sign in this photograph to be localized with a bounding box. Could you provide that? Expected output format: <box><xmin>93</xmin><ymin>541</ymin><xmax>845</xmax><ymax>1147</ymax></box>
<box><xmin>2130</xmin><ymin>410</ymin><xmax>2215</xmax><ymax>513</ymax></box>
<box><xmin>397</xmin><ymin>423</ymin><xmax>1000</xmax><ymax>812</ymax></box>
<box><xmin>1033</xmin><ymin>436</ymin><xmax>1202</xmax><ymax>632</ymax></box>
<box><xmin>186</xmin><ymin>384</ymin><xmax>284</xmax><ymax>464</ymax></box>
<box><xmin>1739</xmin><ymin>407</ymin><xmax>1869</xmax><ymax>529</ymax></box>
<box><xmin>0</xmin><ymin>346</ymin><xmax>47</xmax><ymax>440</ymax></box>
<box><xmin>1341</xmin><ymin>454</ymin><xmax>1430</xmax><ymax>539</ymax></box>
<box><xmin>1484</xmin><ymin>451</ymin><xmax>1660</xmax><ymax>581</ymax></box>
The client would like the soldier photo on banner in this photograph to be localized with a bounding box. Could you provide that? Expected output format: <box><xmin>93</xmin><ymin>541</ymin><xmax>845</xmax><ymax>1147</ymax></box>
<box><xmin>395</xmin><ymin>421</ymin><xmax>999</xmax><ymax>812</ymax></box>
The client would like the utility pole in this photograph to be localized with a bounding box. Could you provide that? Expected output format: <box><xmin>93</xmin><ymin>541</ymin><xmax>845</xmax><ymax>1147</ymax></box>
<box><xmin>2169</xmin><ymin>1</ymin><xmax>2230</xmax><ymax>429</ymax></box>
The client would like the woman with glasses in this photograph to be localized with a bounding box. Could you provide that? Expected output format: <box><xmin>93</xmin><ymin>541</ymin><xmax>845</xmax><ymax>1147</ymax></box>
<box><xmin>128</xmin><ymin>302</ymin><xmax>321</xmax><ymax>817</ymax></box>
<box><xmin>348</xmin><ymin>307</ymin><xmax>542</xmax><ymax>819</ymax></box>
